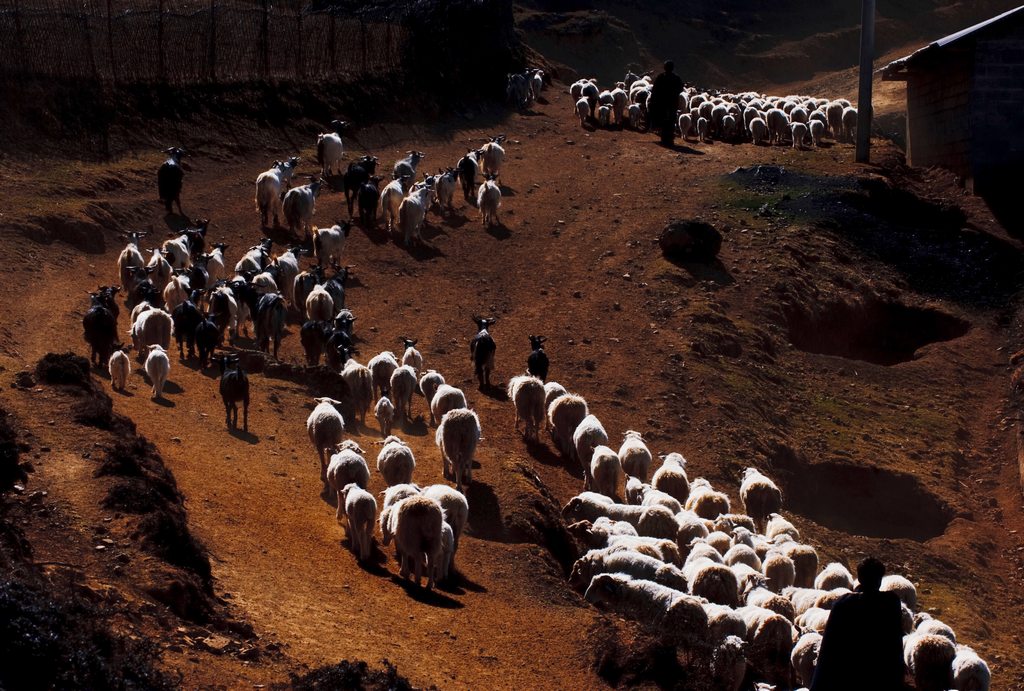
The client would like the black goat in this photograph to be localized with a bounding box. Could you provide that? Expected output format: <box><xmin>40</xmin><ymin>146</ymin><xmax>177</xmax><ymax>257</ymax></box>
<box><xmin>300</xmin><ymin>320</ymin><xmax>333</xmax><ymax>367</ymax></box>
<box><xmin>344</xmin><ymin>155</ymin><xmax>379</xmax><ymax>217</ymax></box>
<box><xmin>157</xmin><ymin>146</ymin><xmax>187</xmax><ymax>215</ymax></box>
<box><xmin>195</xmin><ymin>312</ymin><xmax>221</xmax><ymax>369</ymax></box>
<box><xmin>83</xmin><ymin>293</ymin><xmax>117</xmax><ymax>366</ymax></box>
<box><xmin>527</xmin><ymin>335</ymin><xmax>549</xmax><ymax>382</ymax></box>
<box><xmin>255</xmin><ymin>292</ymin><xmax>287</xmax><ymax>358</ymax></box>
<box><xmin>171</xmin><ymin>291</ymin><xmax>203</xmax><ymax>358</ymax></box>
<box><xmin>469</xmin><ymin>316</ymin><xmax>497</xmax><ymax>389</ymax></box>
<box><xmin>218</xmin><ymin>355</ymin><xmax>249</xmax><ymax>432</ymax></box>
<box><xmin>358</xmin><ymin>176</ymin><xmax>382</xmax><ymax>229</ymax></box>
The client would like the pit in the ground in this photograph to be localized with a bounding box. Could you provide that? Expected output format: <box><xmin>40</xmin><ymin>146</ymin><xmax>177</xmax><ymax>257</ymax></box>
<box><xmin>773</xmin><ymin>452</ymin><xmax>952</xmax><ymax>541</ymax></box>
<box><xmin>785</xmin><ymin>298</ymin><xmax>969</xmax><ymax>365</ymax></box>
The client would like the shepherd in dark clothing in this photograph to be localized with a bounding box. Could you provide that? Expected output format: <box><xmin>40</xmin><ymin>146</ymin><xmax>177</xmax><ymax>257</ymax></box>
<box><xmin>810</xmin><ymin>557</ymin><xmax>907</xmax><ymax>691</ymax></box>
<box><xmin>649</xmin><ymin>61</ymin><xmax>684</xmax><ymax>146</ymax></box>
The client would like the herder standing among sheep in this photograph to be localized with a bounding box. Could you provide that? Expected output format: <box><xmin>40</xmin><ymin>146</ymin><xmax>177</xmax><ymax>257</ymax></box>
<box><xmin>649</xmin><ymin>61</ymin><xmax>684</xmax><ymax>147</ymax></box>
<box><xmin>810</xmin><ymin>557</ymin><xmax>905</xmax><ymax>691</ymax></box>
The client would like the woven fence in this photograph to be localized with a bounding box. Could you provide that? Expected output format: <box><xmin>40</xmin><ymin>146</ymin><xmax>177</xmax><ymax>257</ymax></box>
<box><xmin>0</xmin><ymin>0</ymin><xmax>409</xmax><ymax>84</ymax></box>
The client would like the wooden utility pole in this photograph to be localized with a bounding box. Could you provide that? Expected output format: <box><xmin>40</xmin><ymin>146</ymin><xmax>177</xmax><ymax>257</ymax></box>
<box><xmin>856</xmin><ymin>0</ymin><xmax>875</xmax><ymax>163</ymax></box>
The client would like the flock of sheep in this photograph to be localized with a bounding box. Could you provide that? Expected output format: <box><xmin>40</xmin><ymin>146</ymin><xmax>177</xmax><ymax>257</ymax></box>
<box><xmin>76</xmin><ymin>70</ymin><xmax>995</xmax><ymax>689</ymax></box>
<box><xmin>495</xmin><ymin>352</ymin><xmax>991</xmax><ymax>689</ymax></box>
<box><xmin>570</xmin><ymin>71</ymin><xmax>859</xmax><ymax>148</ymax></box>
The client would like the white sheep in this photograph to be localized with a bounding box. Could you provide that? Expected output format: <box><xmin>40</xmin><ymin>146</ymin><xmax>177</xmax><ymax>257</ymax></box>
<box><xmin>684</xmin><ymin>558</ymin><xmax>740</xmax><ymax>607</ymax></box>
<box><xmin>814</xmin><ymin>562</ymin><xmax>854</xmax><ymax>592</ymax></box>
<box><xmin>435</xmin><ymin>407</ymin><xmax>480</xmax><ymax>492</ymax></box>
<box><xmin>763</xmin><ymin>551</ymin><xmax>796</xmax><ymax>592</ymax></box>
<box><xmin>306</xmin><ymin>397</ymin><xmax>345</xmax><ymax>483</ymax></box>
<box><xmin>131</xmin><ymin>306</ymin><xmax>172</xmax><ymax>356</ymax></box>
<box><xmin>480</xmin><ymin>138</ymin><xmax>505</xmax><ymax>178</ymax></box>
<box><xmin>374</xmin><ymin>394</ymin><xmax>395</xmax><ymax>438</ymax></box>
<box><xmin>506</xmin><ymin>374</ymin><xmax>546</xmax><ymax>441</ymax></box>
<box><xmin>749</xmin><ymin>116</ymin><xmax>769</xmax><ymax>144</ymax></box>
<box><xmin>736</xmin><ymin>606</ymin><xmax>798</xmax><ymax>687</ymax></box>
<box><xmin>678</xmin><ymin>112</ymin><xmax>692</xmax><ymax>139</ymax></box>
<box><xmin>711</xmin><ymin>635</ymin><xmax>747</xmax><ymax>691</ymax></box>
<box><xmin>573</xmin><ymin>414</ymin><xmax>608</xmax><ymax>490</ymax></box>
<box><xmin>627</xmin><ymin>103</ymin><xmax>641</xmax><ymax>130</ymax></box>
<box><xmin>791</xmin><ymin>122</ymin><xmax>808</xmax><ymax>149</ymax></box>
<box><xmin>146</xmin><ymin>247</ymin><xmax>172</xmax><ymax>291</ymax></box>
<box><xmin>783</xmin><ymin>586</ymin><xmax>829</xmax><ymax>617</ymax></box>
<box><xmin>379</xmin><ymin>483</ymin><xmax>421</xmax><ymax>547</ymax></box>
<box><xmin>340</xmin><ymin>483</ymin><xmax>376</xmax><ymax>562</ymax></box>
<box><xmin>282</xmin><ymin>180</ymin><xmax>324</xmax><ymax>241</ymax></box>
<box><xmin>746</xmin><ymin>587</ymin><xmax>796</xmax><ymax>622</ymax></box>
<box><xmin>376</xmin><ymin>435</ymin><xmax>415</xmax><ymax>487</ymax></box>
<box><xmin>255</xmin><ymin>158</ymin><xmax>298</xmax><ymax>227</ymax></box>
<box><xmin>635</xmin><ymin>484</ymin><xmax>683</xmax><ymax>514</ymax></box>
<box><xmin>162</xmin><ymin>274</ymin><xmax>190</xmax><ymax>312</ymax></box>
<box><xmin>435</xmin><ymin>520</ymin><xmax>454</xmax><ymax>583</ymax></box>
<box><xmin>880</xmin><ymin>574</ymin><xmax>917</xmax><ymax>609</ymax></box>
<box><xmin>305</xmin><ymin>283</ymin><xmax>334</xmax><ymax>322</ymax></box>
<box><xmin>316</xmin><ymin>130</ymin><xmax>344</xmax><ymax>176</ymax></box>
<box><xmin>420</xmin><ymin>484</ymin><xmax>468</xmax><ymax>571</ymax></box>
<box><xmin>651</xmin><ymin>453</ymin><xmax>689</xmax><ymax>504</ymax></box>
<box><xmin>765</xmin><ymin>512</ymin><xmax>800</xmax><ymax>541</ymax></box>
<box><xmin>724</xmin><ymin>543</ymin><xmax>762</xmax><ymax>571</ymax></box>
<box><xmin>390</xmin><ymin>495</ymin><xmax>444</xmax><ymax>589</ymax></box>
<box><xmin>613</xmin><ymin>431</ymin><xmax>652</xmax><ymax>484</ymax></box>
<box><xmin>697</xmin><ymin>116</ymin><xmax>710</xmax><ymax>142</ymax></box>
<box><xmin>704</xmin><ymin>602</ymin><xmax>748</xmax><ymax>641</ymax></box>
<box><xmin>419</xmin><ymin>370</ymin><xmax>445</xmax><ymax>412</ymax></box>
<box><xmin>791</xmin><ymin>631</ymin><xmax>822</xmax><ymax>686</ymax></box>
<box><xmin>477</xmin><ymin>176</ymin><xmax>502</xmax><ymax>228</ymax></box>
<box><xmin>951</xmin><ymin>645</ymin><xmax>990</xmax><ymax>691</ymax></box>
<box><xmin>341</xmin><ymin>358</ymin><xmax>373</xmax><ymax>428</ymax></box>
<box><xmin>809</xmin><ymin>119</ymin><xmax>826</xmax><ymax>147</ymax></box>
<box><xmin>571</xmin><ymin>548</ymin><xmax>688</xmax><ymax>592</ymax></box>
<box><xmin>326</xmin><ymin>440</ymin><xmax>369</xmax><ymax>507</ymax></box>
<box><xmin>841</xmin><ymin>106</ymin><xmax>858</xmax><ymax>143</ymax></box>
<box><xmin>379</xmin><ymin>178</ymin><xmax>406</xmax><ymax>233</ymax></box>
<box><xmin>675</xmin><ymin>510</ymin><xmax>710</xmax><ymax>549</ymax></box>
<box><xmin>389</xmin><ymin>364</ymin><xmax>418</xmax><ymax>423</ymax></box>
<box><xmin>143</xmin><ymin>344</ymin><xmax>170</xmax><ymax>400</ymax></box>
<box><xmin>117</xmin><ymin>234</ymin><xmax>146</xmax><ymax>288</ymax></box>
<box><xmin>589</xmin><ymin>445</ymin><xmax>622</xmax><ymax>500</ymax></box>
<box><xmin>597</xmin><ymin>105</ymin><xmax>611</xmax><ymax>127</ymax></box>
<box><xmin>430</xmin><ymin>383</ymin><xmax>466</xmax><ymax>427</ymax></box>
<box><xmin>311</xmin><ymin>223</ymin><xmax>351</xmax><ymax>267</ymax></box>
<box><xmin>584</xmin><ymin>573</ymin><xmax>709</xmax><ymax>645</ymax></box>
<box><xmin>795</xmin><ymin>606</ymin><xmax>830</xmax><ymax>633</ymax></box>
<box><xmin>779</xmin><ymin>542</ymin><xmax>818</xmax><ymax>588</ymax></box>
<box><xmin>368</xmin><ymin>351</ymin><xmax>398</xmax><ymax>400</ymax></box>
<box><xmin>108</xmin><ymin>346</ymin><xmax>130</xmax><ymax>391</ymax></box>
<box><xmin>685</xmin><ymin>478</ymin><xmax>730</xmax><ymax>520</ymax></box>
<box><xmin>548</xmin><ymin>393</ymin><xmax>588</xmax><ymax>458</ymax></box>
<box><xmin>399</xmin><ymin>339</ymin><xmax>422</xmax><ymax>372</ymax></box>
<box><xmin>917</xmin><ymin>616</ymin><xmax>956</xmax><ymax>644</ymax></box>
<box><xmin>575</xmin><ymin>97</ymin><xmax>592</xmax><ymax>127</ymax></box>
<box><xmin>399</xmin><ymin>183</ymin><xmax>436</xmax><ymax>246</ymax></box>
<box><xmin>739</xmin><ymin>468</ymin><xmax>782</xmax><ymax>532</ymax></box>
<box><xmin>814</xmin><ymin>587</ymin><xmax>851</xmax><ymax>610</ymax></box>
<box><xmin>904</xmin><ymin>632</ymin><xmax>956</xmax><ymax>691</ymax></box>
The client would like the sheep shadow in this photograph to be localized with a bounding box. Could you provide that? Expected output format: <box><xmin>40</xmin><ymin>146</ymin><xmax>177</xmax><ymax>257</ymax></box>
<box><xmin>464</xmin><ymin>480</ymin><xmax>505</xmax><ymax>542</ymax></box>
<box><xmin>390</xmin><ymin>577</ymin><xmax>464</xmax><ymax>608</ymax></box>
<box><xmin>498</xmin><ymin>185</ymin><xmax>515</xmax><ymax>197</ymax></box>
<box><xmin>485</xmin><ymin>223</ymin><xmax>511</xmax><ymax>241</ymax></box>
<box><xmin>403</xmin><ymin>241</ymin><xmax>445</xmax><ymax>261</ymax></box>
<box><xmin>526</xmin><ymin>437</ymin><xmax>582</xmax><ymax>478</ymax></box>
<box><xmin>162</xmin><ymin>213</ymin><xmax>191</xmax><ymax>232</ymax></box>
<box><xmin>152</xmin><ymin>396</ymin><xmax>176</xmax><ymax>408</ymax></box>
<box><xmin>398</xmin><ymin>416</ymin><xmax>429</xmax><ymax>437</ymax></box>
<box><xmin>478</xmin><ymin>384</ymin><xmax>509</xmax><ymax>401</ymax></box>
<box><xmin>163</xmin><ymin>380</ymin><xmax>184</xmax><ymax>394</ymax></box>
<box><xmin>662</xmin><ymin>141</ymin><xmax>706</xmax><ymax>155</ymax></box>
<box><xmin>358</xmin><ymin>223</ymin><xmax>390</xmax><ymax>245</ymax></box>
<box><xmin>450</xmin><ymin>568</ymin><xmax>487</xmax><ymax>593</ymax></box>
<box><xmin>227</xmin><ymin>427</ymin><xmax>259</xmax><ymax>444</ymax></box>
<box><xmin>442</xmin><ymin>212</ymin><xmax>469</xmax><ymax>229</ymax></box>
<box><xmin>111</xmin><ymin>388</ymin><xmax>135</xmax><ymax>398</ymax></box>
<box><xmin>350</xmin><ymin>545</ymin><xmax>390</xmax><ymax>577</ymax></box>
<box><xmin>420</xmin><ymin>224</ymin><xmax>448</xmax><ymax>243</ymax></box>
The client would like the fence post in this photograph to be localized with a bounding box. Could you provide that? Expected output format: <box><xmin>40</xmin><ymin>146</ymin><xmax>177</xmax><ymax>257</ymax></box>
<box><xmin>106</xmin><ymin>0</ymin><xmax>116</xmax><ymax>83</ymax></box>
<box><xmin>296</xmin><ymin>9</ymin><xmax>302</xmax><ymax>80</ymax></box>
<box><xmin>208</xmin><ymin>0</ymin><xmax>216</xmax><ymax>82</ymax></box>
<box><xmin>329</xmin><ymin>11</ymin><xmax>336</xmax><ymax>75</ymax></box>
<box><xmin>82</xmin><ymin>2</ymin><xmax>99</xmax><ymax>80</ymax></box>
<box><xmin>158</xmin><ymin>0</ymin><xmax>166</xmax><ymax>81</ymax></box>
<box><xmin>260</xmin><ymin>0</ymin><xmax>269</xmax><ymax>79</ymax></box>
<box><xmin>361</xmin><ymin>19</ymin><xmax>367</xmax><ymax>73</ymax></box>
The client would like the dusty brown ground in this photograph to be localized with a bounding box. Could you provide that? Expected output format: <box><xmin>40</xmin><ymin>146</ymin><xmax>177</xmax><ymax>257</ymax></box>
<box><xmin>1</xmin><ymin>80</ymin><xmax>1023</xmax><ymax>688</ymax></box>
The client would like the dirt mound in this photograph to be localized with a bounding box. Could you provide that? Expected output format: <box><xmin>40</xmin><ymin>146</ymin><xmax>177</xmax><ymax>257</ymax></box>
<box><xmin>283</xmin><ymin>659</ymin><xmax>419</xmax><ymax>691</ymax></box>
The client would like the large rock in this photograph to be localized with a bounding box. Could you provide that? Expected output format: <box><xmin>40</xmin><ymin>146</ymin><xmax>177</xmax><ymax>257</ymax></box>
<box><xmin>659</xmin><ymin>220</ymin><xmax>722</xmax><ymax>261</ymax></box>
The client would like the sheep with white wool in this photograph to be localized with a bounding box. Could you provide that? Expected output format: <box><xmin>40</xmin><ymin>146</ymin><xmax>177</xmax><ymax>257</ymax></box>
<box><xmin>131</xmin><ymin>307</ymin><xmax>172</xmax><ymax>355</ymax></box>
<box><xmin>312</xmin><ymin>223</ymin><xmax>352</xmax><ymax>267</ymax></box>
<box><xmin>399</xmin><ymin>183</ymin><xmax>436</xmax><ymax>246</ymax></box>
<box><xmin>791</xmin><ymin>122</ymin><xmax>809</xmax><ymax>149</ymax></box>
<box><xmin>736</xmin><ymin>606</ymin><xmax>798</xmax><ymax>687</ymax></box>
<box><xmin>740</xmin><ymin>467</ymin><xmax>783</xmax><ymax>532</ymax></box>
<box><xmin>419</xmin><ymin>370</ymin><xmax>445</xmax><ymax>410</ymax></box>
<box><xmin>745</xmin><ymin>587</ymin><xmax>796</xmax><ymax>622</ymax></box>
<box><xmin>684</xmin><ymin>558</ymin><xmax>740</xmax><ymax>607</ymax></box>
<box><xmin>435</xmin><ymin>407</ymin><xmax>480</xmax><ymax>492</ymax></box>
<box><xmin>636</xmin><ymin>483</ymin><xmax>683</xmax><ymax>514</ymax></box>
<box><xmin>374</xmin><ymin>392</ymin><xmax>395</xmax><ymax>438</ymax></box>
<box><xmin>341</xmin><ymin>358</ymin><xmax>373</xmax><ymax>428</ymax></box>
<box><xmin>880</xmin><ymin>574</ymin><xmax>917</xmax><ymax>609</ymax></box>
<box><xmin>477</xmin><ymin>175</ymin><xmax>502</xmax><ymax>228</ymax></box>
<box><xmin>628</xmin><ymin>103</ymin><xmax>642</xmax><ymax>129</ymax></box>
<box><xmin>711</xmin><ymin>635</ymin><xmax>748</xmax><ymax>691</ymax></box>
<box><xmin>815</xmin><ymin>587</ymin><xmax>851</xmax><ymax>610</ymax></box>
<box><xmin>305</xmin><ymin>284</ymin><xmax>334</xmax><ymax>322</ymax></box>
<box><xmin>704</xmin><ymin>602</ymin><xmax>748</xmax><ymax>641</ymax></box>
<box><xmin>420</xmin><ymin>484</ymin><xmax>468</xmax><ymax>570</ymax></box>
<box><xmin>584</xmin><ymin>573</ymin><xmax>709</xmax><ymax>645</ymax></box>
<box><xmin>306</xmin><ymin>397</ymin><xmax>345</xmax><ymax>483</ymax></box>
<box><xmin>368</xmin><ymin>351</ymin><xmax>398</xmax><ymax>400</ymax></box>
<box><xmin>588</xmin><ymin>445</ymin><xmax>622</xmax><ymax>500</ymax></box>
<box><xmin>340</xmin><ymin>483</ymin><xmax>376</xmax><ymax>562</ymax></box>
<box><xmin>791</xmin><ymin>631</ymin><xmax>822</xmax><ymax>686</ymax></box>
<box><xmin>255</xmin><ymin>157</ymin><xmax>299</xmax><ymax>227</ymax></box>
<box><xmin>480</xmin><ymin>137</ymin><xmax>505</xmax><ymax>178</ymax></box>
<box><xmin>548</xmin><ymin>393</ymin><xmax>588</xmax><ymax>458</ymax></box>
<box><xmin>389</xmin><ymin>495</ymin><xmax>444</xmax><ymax>589</ymax></box>
<box><xmin>779</xmin><ymin>541</ymin><xmax>818</xmax><ymax>588</ymax></box>
<box><xmin>705</xmin><ymin>530</ymin><xmax>732</xmax><ymax>556</ymax></box>
<box><xmin>569</xmin><ymin>522</ymin><xmax>682</xmax><ymax>566</ymax></box>
<box><xmin>144</xmin><ymin>344</ymin><xmax>170</xmax><ymax>400</ymax></box>
<box><xmin>814</xmin><ymin>562</ymin><xmax>854</xmax><ymax>592</ymax></box>
<box><xmin>676</xmin><ymin>510</ymin><xmax>710</xmax><ymax>549</ymax></box>
<box><xmin>765</xmin><ymin>512</ymin><xmax>800</xmax><ymax>541</ymax></box>
<box><xmin>571</xmin><ymin>546</ymin><xmax>688</xmax><ymax>591</ymax></box>
<box><xmin>795</xmin><ymin>606</ymin><xmax>830</xmax><ymax>633</ymax></box>
<box><xmin>763</xmin><ymin>551</ymin><xmax>796</xmax><ymax>592</ymax></box>
<box><xmin>685</xmin><ymin>478</ymin><xmax>731</xmax><ymax>520</ymax></box>
<box><xmin>809</xmin><ymin>119</ymin><xmax>826</xmax><ymax>147</ymax></box>
<box><xmin>686</xmin><ymin>541</ymin><xmax>724</xmax><ymax>566</ymax></box>
<box><xmin>732</xmin><ymin>563</ymin><xmax>769</xmax><ymax>599</ymax></box>
<box><xmin>616</xmin><ymin>431</ymin><xmax>652</xmax><ymax>482</ymax></box>
<box><xmin>430</xmin><ymin>383</ymin><xmax>466</xmax><ymax>427</ymax></box>
<box><xmin>697</xmin><ymin>116</ymin><xmax>710</xmax><ymax>142</ymax></box>
<box><xmin>783</xmin><ymin>586</ymin><xmax>829</xmax><ymax>617</ymax></box>
<box><xmin>542</xmin><ymin>381</ymin><xmax>566</xmax><ymax>413</ymax></box>
<box><xmin>376</xmin><ymin>435</ymin><xmax>415</xmax><ymax>487</ymax></box>
<box><xmin>379</xmin><ymin>177</ymin><xmax>408</xmax><ymax>233</ymax></box>
<box><xmin>163</xmin><ymin>274</ymin><xmax>191</xmax><ymax>312</ymax></box>
<box><xmin>108</xmin><ymin>346</ymin><xmax>131</xmax><ymax>391</ymax></box>
<box><xmin>389</xmin><ymin>364</ymin><xmax>418</xmax><ymax>423</ymax></box>
<box><xmin>904</xmin><ymin>632</ymin><xmax>957</xmax><ymax>691</ymax></box>
<box><xmin>573</xmin><ymin>414</ymin><xmax>608</xmax><ymax>490</ymax></box>
<box><xmin>724</xmin><ymin>543</ymin><xmax>762</xmax><ymax>571</ymax></box>
<box><xmin>117</xmin><ymin>233</ymin><xmax>146</xmax><ymax>288</ymax></box>
<box><xmin>575</xmin><ymin>97</ymin><xmax>591</xmax><ymax>127</ymax></box>
<box><xmin>434</xmin><ymin>520</ymin><xmax>455</xmax><ymax>583</ymax></box>
<box><xmin>841</xmin><ymin>106</ymin><xmax>858</xmax><ymax>143</ymax></box>
<box><xmin>507</xmin><ymin>374</ymin><xmax>545</xmax><ymax>441</ymax></box>
<box><xmin>917</xmin><ymin>616</ymin><xmax>956</xmax><ymax>644</ymax></box>
<box><xmin>651</xmin><ymin>452</ymin><xmax>690</xmax><ymax>504</ymax></box>
<box><xmin>951</xmin><ymin>645</ymin><xmax>990</xmax><ymax>691</ymax></box>
<box><xmin>379</xmin><ymin>484</ymin><xmax>421</xmax><ymax>547</ymax></box>
<box><xmin>326</xmin><ymin>441</ymin><xmax>370</xmax><ymax>505</ymax></box>
<box><xmin>398</xmin><ymin>337</ymin><xmax>422</xmax><ymax>372</ymax></box>
<box><xmin>146</xmin><ymin>248</ymin><xmax>172</xmax><ymax>291</ymax></box>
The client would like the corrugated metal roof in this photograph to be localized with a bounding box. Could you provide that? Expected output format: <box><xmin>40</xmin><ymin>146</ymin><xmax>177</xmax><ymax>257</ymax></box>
<box><xmin>882</xmin><ymin>5</ymin><xmax>1024</xmax><ymax>78</ymax></box>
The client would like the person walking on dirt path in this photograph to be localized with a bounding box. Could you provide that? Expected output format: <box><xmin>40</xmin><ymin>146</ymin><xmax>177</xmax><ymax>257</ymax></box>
<box><xmin>810</xmin><ymin>557</ymin><xmax>907</xmax><ymax>691</ymax></box>
<box><xmin>649</xmin><ymin>60</ymin><xmax>684</xmax><ymax>147</ymax></box>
